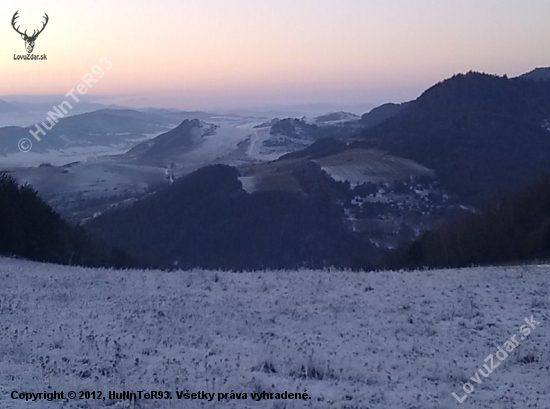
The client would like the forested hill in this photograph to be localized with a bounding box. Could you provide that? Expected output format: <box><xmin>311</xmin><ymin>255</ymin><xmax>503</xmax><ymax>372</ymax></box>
<box><xmin>354</xmin><ymin>72</ymin><xmax>550</xmax><ymax>203</ymax></box>
<box><xmin>0</xmin><ymin>173</ymin><xmax>131</xmax><ymax>267</ymax></box>
<box><xmin>86</xmin><ymin>164</ymin><xmax>372</xmax><ymax>270</ymax></box>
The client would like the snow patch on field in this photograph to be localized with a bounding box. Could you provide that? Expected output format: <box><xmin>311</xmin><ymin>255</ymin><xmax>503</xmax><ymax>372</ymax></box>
<box><xmin>238</xmin><ymin>176</ymin><xmax>257</xmax><ymax>193</ymax></box>
<box><xmin>0</xmin><ymin>257</ymin><xmax>548</xmax><ymax>408</ymax></box>
<box><xmin>314</xmin><ymin>150</ymin><xmax>434</xmax><ymax>186</ymax></box>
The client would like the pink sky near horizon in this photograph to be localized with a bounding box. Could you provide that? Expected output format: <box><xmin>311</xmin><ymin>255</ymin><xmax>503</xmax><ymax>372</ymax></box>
<box><xmin>1</xmin><ymin>0</ymin><xmax>549</xmax><ymax>110</ymax></box>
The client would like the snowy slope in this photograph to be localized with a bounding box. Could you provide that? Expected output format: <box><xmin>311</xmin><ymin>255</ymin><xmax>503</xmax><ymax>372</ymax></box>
<box><xmin>128</xmin><ymin>120</ymin><xmax>317</xmax><ymax>174</ymax></box>
<box><xmin>314</xmin><ymin>149</ymin><xmax>434</xmax><ymax>186</ymax></box>
<box><xmin>0</xmin><ymin>257</ymin><xmax>548</xmax><ymax>408</ymax></box>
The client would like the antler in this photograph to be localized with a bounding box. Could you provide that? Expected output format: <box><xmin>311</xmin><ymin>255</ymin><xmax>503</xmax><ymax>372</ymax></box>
<box><xmin>11</xmin><ymin>11</ymin><xmax>26</xmax><ymax>37</ymax></box>
<box><xmin>30</xmin><ymin>13</ymin><xmax>49</xmax><ymax>39</ymax></box>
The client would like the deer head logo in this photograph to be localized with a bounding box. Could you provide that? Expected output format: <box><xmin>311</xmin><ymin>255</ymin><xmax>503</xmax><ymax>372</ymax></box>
<box><xmin>11</xmin><ymin>11</ymin><xmax>49</xmax><ymax>54</ymax></box>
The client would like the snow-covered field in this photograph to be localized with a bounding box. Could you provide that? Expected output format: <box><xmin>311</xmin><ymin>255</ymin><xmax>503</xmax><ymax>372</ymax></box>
<box><xmin>0</xmin><ymin>257</ymin><xmax>548</xmax><ymax>408</ymax></box>
<box><xmin>313</xmin><ymin>150</ymin><xmax>434</xmax><ymax>186</ymax></box>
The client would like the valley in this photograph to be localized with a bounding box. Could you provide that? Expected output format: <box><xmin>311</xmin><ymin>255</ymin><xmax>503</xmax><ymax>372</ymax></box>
<box><xmin>2</xmin><ymin>69</ymin><xmax>550</xmax><ymax>270</ymax></box>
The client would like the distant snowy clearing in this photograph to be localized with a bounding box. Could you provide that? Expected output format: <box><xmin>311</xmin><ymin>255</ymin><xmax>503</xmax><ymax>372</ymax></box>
<box><xmin>0</xmin><ymin>257</ymin><xmax>548</xmax><ymax>408</ymax></box>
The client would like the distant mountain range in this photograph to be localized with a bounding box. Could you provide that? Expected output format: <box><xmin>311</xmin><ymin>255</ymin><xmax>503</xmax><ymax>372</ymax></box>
<box><xmin>124</xmin><ymin>114</ymin><xmax>365</xmax><ymax>171</ymax></box>
<box><xmin>219</xmin><ymin>102</ymin><xmax>375</xmax><ymax>118</ymax></box>
<box><xmin>2</xmin><ymin>109</ymin><xmax>369</xmax><ymax>222</ymax></box>
<box><xmin>6</xmin><ymin>67</ymin><xmax>550</xmax><ymax>270</ymax></box>
<box><xmin>0</xmin><ymin>109</ymin><xmax>176</xmax><ymax>155</ymax></box>
<box><xmin>518</xmin><ymin>67</ymin><xmax>550</xmax><ymax>81</ymax></box>
<box><xmin>0</xmin><ymin>106</ymin><xmax>272</xmax><ymax>163</ymax></box>
<box><xmin>0</xmin><ymin>99</ymin><xmax>127</xmax><ymax>128</ymax></box>
<box><xmin>0</xmin><ymin>100</ymin><xmax>23</xmax><ymax>114</ymax></box>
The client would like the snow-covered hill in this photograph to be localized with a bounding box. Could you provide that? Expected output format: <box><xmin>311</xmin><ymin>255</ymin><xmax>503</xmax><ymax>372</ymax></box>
<box><xmin>0</xmin><ymin>257</ymin><xmax>548</xmax><ymax>408</ymax></box>
<box><xmin>312</xmin><ymin>111</ymin><xmax>360</xmax><ymax>125</ymax></box>
<box><xmin>127</xmin><ymin>119</ymin><xmax>321</xmax><ymax>172</ymax></box>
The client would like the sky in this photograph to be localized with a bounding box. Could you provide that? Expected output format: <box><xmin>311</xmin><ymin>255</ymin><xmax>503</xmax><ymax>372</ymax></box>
<box><xmin>1</xmin><ymin>0</ymin><xmax>550</xmax><ymax>111</ymax></box>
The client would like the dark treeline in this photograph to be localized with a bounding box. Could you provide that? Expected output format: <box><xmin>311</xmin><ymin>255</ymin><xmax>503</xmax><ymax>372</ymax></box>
<box><xmin>0</xmin><ymin>173</ymin><xmax>132</xmax><ymax>268</ymax></box>
<box><xmin>87</xmin><ymin>164</ymin><xmax>374</xmax><ymax>270</ymax></box>
<box><xmin>384</xmin><ymin>175</ymin><xmax>550</xmax><ymax>269</ymax></box>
